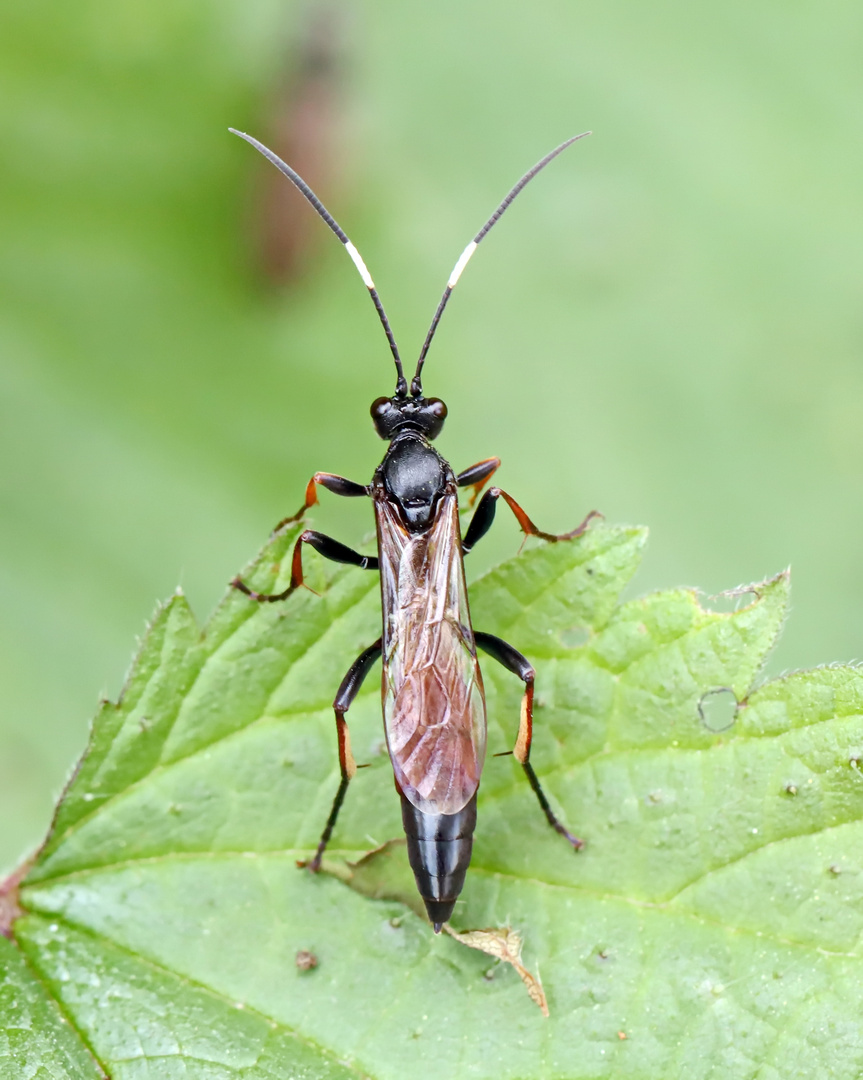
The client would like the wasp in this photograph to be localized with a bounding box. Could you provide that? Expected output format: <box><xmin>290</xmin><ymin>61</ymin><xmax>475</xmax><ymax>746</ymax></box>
<box><xmin>230</xmin><ymin>128</ymin><xmax>597</xmax><ymax>931</ymax></box>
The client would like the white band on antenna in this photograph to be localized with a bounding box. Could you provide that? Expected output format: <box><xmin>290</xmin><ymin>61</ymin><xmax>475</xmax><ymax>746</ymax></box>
<box><xmin>447</xmin><ymin>241</ymin><xmax>478</xmax><ymax>289</ymax></box>
<box><xmin>345</xmin><ymin>241</ymin><xmax>375</xmax><ymax>289</ymax></box>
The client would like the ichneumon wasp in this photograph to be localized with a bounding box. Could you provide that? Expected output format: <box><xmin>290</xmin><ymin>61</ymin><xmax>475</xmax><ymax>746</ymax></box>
<box><xmin>230</xmin><ymin>128</ymin><xmax>597</xmax><ymax>931</ymax></box>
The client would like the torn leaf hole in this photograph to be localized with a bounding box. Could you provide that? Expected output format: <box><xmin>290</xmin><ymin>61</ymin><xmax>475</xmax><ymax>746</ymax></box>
<box><xmin>698</xmin><ymin>687</ymin><xmax>738</xmax><ymax>733</ymax></box>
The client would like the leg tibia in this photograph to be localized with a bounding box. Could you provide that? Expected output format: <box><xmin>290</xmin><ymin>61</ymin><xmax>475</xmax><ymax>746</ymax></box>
<box><xmin>475</xmin><ymin>629</ymin><xmax>582</xmax><ymax>851</ymax></box>
<box><xmin>307</xmin><ymin>639</ymin><xmax>382</xmax><ymax>872</ymax></box>
<box><xmin>232</xmin><ymin>530</ymin><xmax>377</xmax><ymax>603</ymax></box>
<box><xmin>273</xmin><ymin>472</ymin><xmax>368</xmax><ymax>533</ymax></box>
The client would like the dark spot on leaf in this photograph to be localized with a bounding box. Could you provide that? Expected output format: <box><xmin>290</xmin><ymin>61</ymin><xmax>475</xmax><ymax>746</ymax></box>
<box><xmin>698</xmin><ymin>687</ymin><xmax>738</xmax><ymax>733</ymax></box>
<box><xmin>295</xmin><ymin>949</ymin><xmax>318</xmax><ymax>971</ymax></box>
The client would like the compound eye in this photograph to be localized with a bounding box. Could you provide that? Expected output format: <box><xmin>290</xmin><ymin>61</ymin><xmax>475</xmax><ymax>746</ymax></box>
<box><xmin>370</xmin><ymin>397</ymin><xmax>392</xmax><ymax>419</ymax></box>
<box><xmin>427</xmin><ymin>398</ymin><xmax>447</xmax><ymax>420</ymax></box>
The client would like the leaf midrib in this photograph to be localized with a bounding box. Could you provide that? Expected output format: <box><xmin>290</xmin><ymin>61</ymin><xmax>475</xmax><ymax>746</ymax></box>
<box><xmin>32</xmin><ymin>705</ymin><xmax>860</xmax><ymax>890</ymax></box>
<box><xmin>9</xmin><ymin>926</ymin><xmax>109</xmax><ymax>1080</ymax></box>
<box><xmin>21</xmin><ymin>820</ymin><xmax>863</xmax><ymax>960</ymax></box>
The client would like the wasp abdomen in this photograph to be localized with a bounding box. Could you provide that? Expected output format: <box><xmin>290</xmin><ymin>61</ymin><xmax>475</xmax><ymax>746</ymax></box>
<box><xmin>400</xmin><ymin>792</ymin><xmax>477</xmax><ymax>932</ymax></box>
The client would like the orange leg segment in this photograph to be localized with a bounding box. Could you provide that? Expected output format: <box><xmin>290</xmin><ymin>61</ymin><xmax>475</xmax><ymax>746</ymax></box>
<box><xmin>463</xmin><ymin>487</ymin><xmax>601</xmax><ymax>554</ymax></box>
<box><xmin>272</xmin><ymin>472</ymin><xmax>369</xmax><ymax>534</ymax></box>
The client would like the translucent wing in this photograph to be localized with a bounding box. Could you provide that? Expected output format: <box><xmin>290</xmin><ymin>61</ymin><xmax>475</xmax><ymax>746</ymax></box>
<box><xmin>376</xmin><ymin>490</ymin><xmax>487</xmax><ymax>815</ymax></box>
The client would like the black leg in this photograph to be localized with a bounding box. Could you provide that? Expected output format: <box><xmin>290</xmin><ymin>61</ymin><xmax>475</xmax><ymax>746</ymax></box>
<box><xmin>232</xmin><ymin>530</ymin><xmax>378</xmax><ymax>602</ymax></box>
<box><xmin>462</xmin><ymin>489</ymin><xmax>497</xmax><ymax>553</ymax></box>
<box><xmin>463</xmin><ymin>488</ymin><xmax>600</xmax><ymax>554</ymax></box>
<box><xmin>272</xmin><ymin>472</ymin><xmax>369</xmax><ymax>533</ymax></box>
<box><xmin>475</xmin><ymin>630</ymin><xmax>583</xmax><ymax>850</ymax></box>
<box><xmin>456</xmin><ymin>457</ymin><xmax>501</xmax><ymax>505</ymax></box>
<box><xmin>308</xmin><ymin>639</ymin><xmax>383</xmax><ymax>871</ymax></box>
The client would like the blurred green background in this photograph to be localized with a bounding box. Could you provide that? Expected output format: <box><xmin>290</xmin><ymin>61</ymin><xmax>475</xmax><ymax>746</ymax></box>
<box><xmin>2</xmin><ymin>0</ymin><xmax>861</xmax><ymax>875</ymax></box>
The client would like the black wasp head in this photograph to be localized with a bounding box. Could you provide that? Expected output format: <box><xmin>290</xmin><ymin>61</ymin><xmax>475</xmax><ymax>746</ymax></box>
<box><xmin>370</xmin><ymin>394</ymin><xmax>447</xmax><ymax>441</ymax></box>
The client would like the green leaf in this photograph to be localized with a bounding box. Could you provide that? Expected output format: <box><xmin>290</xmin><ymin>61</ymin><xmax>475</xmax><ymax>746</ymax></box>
<box><xmin>0</xmin><ymin>932</ymin><xmax>102</xmax><ymax>1080</ymax></box>
<box><xmin>6</xmin><ymin>522</ymin><xmax>863</xmax><ymax>1078</ymax></box>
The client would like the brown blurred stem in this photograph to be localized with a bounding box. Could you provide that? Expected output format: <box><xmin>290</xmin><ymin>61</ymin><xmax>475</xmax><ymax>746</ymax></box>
<box><xmin>256</xmin><ymin>3</ymin><xmax>349</xmax><ymax>284</ymax></box>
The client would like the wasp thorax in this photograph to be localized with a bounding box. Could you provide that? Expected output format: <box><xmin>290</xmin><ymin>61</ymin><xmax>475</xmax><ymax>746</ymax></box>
<box><xmin>370</xmin><ymin>395</ymin><xmax>447</xmax><ymax>441</ymax></box>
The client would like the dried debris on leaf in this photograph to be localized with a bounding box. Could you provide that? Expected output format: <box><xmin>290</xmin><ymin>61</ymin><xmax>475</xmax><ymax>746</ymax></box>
<box><xmin>443</xmin><ymin>925</ymin><xmax>549</xmax><ymax>1017</ymax></box>
<box><xmin>331</xmin><ymin>843</ymin><xmax>549</xmax><ymax>1014</ymax></box>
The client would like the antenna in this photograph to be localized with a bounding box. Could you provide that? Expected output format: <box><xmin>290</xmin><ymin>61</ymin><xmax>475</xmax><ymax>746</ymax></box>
<box><xmin>229</xmin><ymin>129</ymin><xmax>407</xmax><ymax>397</ymax></box>
<box><xmin>411</xmin><ymin>131</ymin><xmax>591</xmax><ymax>397</ymax></box>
